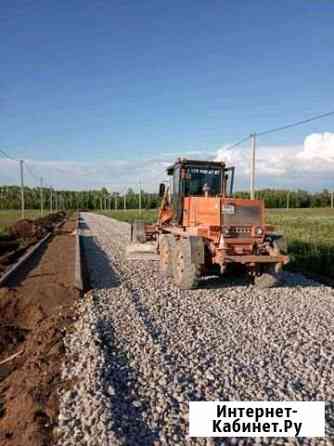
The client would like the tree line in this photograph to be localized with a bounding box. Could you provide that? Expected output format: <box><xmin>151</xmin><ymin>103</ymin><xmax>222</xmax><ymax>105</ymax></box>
<box><xmin>235</xmin><ymin>188</ymin><xmax>333</xmax><ymax>209</ymax></box>
<box><xmin>0</xmin><ymin>186</ymin><xmax>160</xmax><ymax>210</ymax></box>
<box><xmin>0</xmin><ymin>185</ymin><xmax>332</xmax><ymax>210</ymax></box>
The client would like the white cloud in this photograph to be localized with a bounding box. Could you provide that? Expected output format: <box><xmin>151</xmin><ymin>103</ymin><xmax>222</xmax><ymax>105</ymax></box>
<box><xmin>0</xmin><ymin>134</ymin><xmax>333</xmax><ymax>191</ymax></box>
<box><xmin>214</xmin><ymin>132</ymin><xmax>334</xmax><ymax>191</ymax></box>
<box><xmin>297</xmin><ymin>132</ymin><xmax>334</xmax><ymax>162</ymax></box>
<box><xmin>0</xmin><ymin>150</ymin><xmax>212</xmax><ymax>191</ymax></box>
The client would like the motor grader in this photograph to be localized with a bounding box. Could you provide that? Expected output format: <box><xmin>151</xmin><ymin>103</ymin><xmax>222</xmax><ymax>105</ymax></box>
<box><xmin>128</xmin><ymin>158</ymin><xmax>288</xmax><ymax>289</ymax></box>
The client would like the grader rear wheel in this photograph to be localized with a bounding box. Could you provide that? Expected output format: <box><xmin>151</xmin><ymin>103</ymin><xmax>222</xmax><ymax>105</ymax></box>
<box><xmin>173</xmin><ymin>239</ymin><xmax>201</xmax><ymax>289</ymax></box>
<box><xmin>159</xmin><ymin>234</ymin><xmax>175</xmax><ymax>277</ymax></box>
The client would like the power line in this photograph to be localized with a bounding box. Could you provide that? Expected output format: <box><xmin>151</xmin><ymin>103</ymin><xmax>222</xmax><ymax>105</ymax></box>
<box><xmin>256</xmin><ymin>110</ymin><xmax>334</xmax><ymax>137</ymax></box>
<box><xmin>223</xmin><ymin>135</ymin><xmax>250</xmax><ymax>151</ymax></box>
<box><xmin>24</xmin><ymin>162</ymin><xmax>40</xmax><ymax>182</ymax></box>
<box><xmin>0</xmin><ymin>152</ymin><xmax>10</xmax><ymax>160</ymax></box>
<box><xmin>0</xmin><ymin>148</ymin><xmax>40</xmax><ymax>182</ymax></box>
<box><xmin>0</xmin><ymin>148</ymin><xmax>17</xmax><ymax>161</ymax></box>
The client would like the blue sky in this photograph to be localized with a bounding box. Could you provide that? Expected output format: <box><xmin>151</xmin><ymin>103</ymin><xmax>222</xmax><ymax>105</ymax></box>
<box><xmin>1</xmin><ymin>1</ymin><xmax>333</xmax><ymax>190</ymax></box>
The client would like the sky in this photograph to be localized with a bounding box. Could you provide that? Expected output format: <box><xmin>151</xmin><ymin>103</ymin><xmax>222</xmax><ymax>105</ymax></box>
<box><xmin>0</xmin><ymin>0</ymin><xmax>333</xmax><ymax>191</ymax></box>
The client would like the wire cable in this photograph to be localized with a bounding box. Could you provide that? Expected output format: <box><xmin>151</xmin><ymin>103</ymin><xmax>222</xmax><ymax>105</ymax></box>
<box><xmin>0</xmin><ymin>148</ymin><xmax>17</xmax><ymax>161</ymax></box>
<box><xmin>256</xmin><ymin>110</ymin><xmax>334</xmax><ymax>137</ymax></box>
<box><xmin>24</xmin><ymin>162</ymin><xmax>40</xmax><ymax>182</ymax></box>
<box><xmin>223</xmin><ymin>135</ymin><xmax>250</xmax><ymax>151</ymax></box>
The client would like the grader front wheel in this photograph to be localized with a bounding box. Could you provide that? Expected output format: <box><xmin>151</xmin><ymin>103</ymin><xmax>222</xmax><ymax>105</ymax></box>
<box><xmin>173</xmin><ymin>238</ymin><xmax>201</xmax><ymax>289</ymax></box>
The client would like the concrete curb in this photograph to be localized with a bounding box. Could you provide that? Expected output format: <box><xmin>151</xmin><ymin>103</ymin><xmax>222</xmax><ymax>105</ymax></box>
<box><xmin>74</xmin><ymin>213</ymin><xmax>83</xmax><ymax>291</ymax></box>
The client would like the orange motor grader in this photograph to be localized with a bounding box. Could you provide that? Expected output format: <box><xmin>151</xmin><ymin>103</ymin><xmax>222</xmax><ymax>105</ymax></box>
<box><xmin>128</xmin><ymin>158</ymin><xmax>288</xmax><ymax>289</ymax></box>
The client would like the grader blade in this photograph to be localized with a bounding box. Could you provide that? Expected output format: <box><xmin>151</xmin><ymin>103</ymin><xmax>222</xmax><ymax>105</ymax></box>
<box><xmin>125</xmin><ymin>242</ymin><xmax>159</xmax><ymax>261</ymax></box>
<box><xmin>126</xmin><ymin>220</ymin><xmax>159</xmax><ymax>260</ymax></box>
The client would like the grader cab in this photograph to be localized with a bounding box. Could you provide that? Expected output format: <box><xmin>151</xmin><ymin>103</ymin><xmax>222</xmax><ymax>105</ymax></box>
<box><xmin>128</xmin><ymin>158</ymin><xmax>288</xmax><ymax>289</ymax></box>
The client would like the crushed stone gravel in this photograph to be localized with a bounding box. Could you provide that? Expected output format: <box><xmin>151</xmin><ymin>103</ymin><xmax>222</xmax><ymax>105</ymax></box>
<box><xmin>56</xmin><ymin>212</ymin><xmax>334</xmax><ymax>446</ymax></box>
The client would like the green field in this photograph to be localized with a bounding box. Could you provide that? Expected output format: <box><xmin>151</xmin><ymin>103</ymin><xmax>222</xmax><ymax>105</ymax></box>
<box><xmin>96</xmin><ymin>209</ymin><xmax>158</xmax><ymax>224</ymax></box>
<box><xmin>98</xmin><ymin>208</ymin><xmax>334</xmax><ymax>280</ymax></box>
<box><xmin>266</xmin><ymin>208</ymin><xmax>334</xmax><ymax>279</ymax></box>
<box><xmin>0</xmin><ymin>209</ymin><xmax>42</xmax><ymax>233</ymax></box>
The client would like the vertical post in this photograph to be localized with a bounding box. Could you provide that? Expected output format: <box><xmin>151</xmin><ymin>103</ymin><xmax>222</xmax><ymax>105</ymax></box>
<box><xmin>250</xmin><ymin>133</ymin><xmax>256</xmax><ymax>200</ymax></box>
<box><xmin>55</xmin><ymin>191</ymin><xmax>58</xmax><ymax>212</ymax></box>
<box><xmin>50</xmin><ymin>188</ymin><xmax>53</xmax><ymax>213</ymax></box>
<box><xmin>139</xmin><ymin>182</ymin><xmax>142</xmax><ymax>214</ymax></box>
<box><xmin>115</xmin><ymin>194</ymin><xmax>118</xmax><ymax>210</ymax></box>
<box><xmin>20</xmin><ymin>160</ymin><xmax>25</xmax><ymax>219</ymax></box>
<box><xmin>124</xmin><ymin>191</ymin><xmax>126</xmax><ymax>210</ymax></box>
<box><xmin>287</xmin><ymin>191</ymin><xmax>290</xmax><ymax>209</ymax></box>
<box><xmin>40</xmin><ymin>177</ymin><xmax>44</xmax><ymax>217</ymax></box>
<box><xmin>331</xmin><ymin>191</ymin><xmax>333</xmax><ymax>209</ymax></box>
<box><xmin>100</xmin><ymin>196</ymin><xmax>102</xmax><ymax>211</ymax></box>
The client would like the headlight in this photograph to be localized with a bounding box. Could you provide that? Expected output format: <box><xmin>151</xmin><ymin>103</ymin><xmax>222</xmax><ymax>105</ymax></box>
<box><xmin>222</xmin><ymin>226</ymin><xmax>231</xmax><ymax>236</ymax></box>
<box><xmin>255</xmin><ymin>226</ymin><xmax>264</xmax><ymax>236</ymax></box>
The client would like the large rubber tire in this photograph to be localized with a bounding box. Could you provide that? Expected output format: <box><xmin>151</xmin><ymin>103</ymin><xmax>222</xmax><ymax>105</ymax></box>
<box><xmin>173</xmin><ymin>238</ymin><xmax>201</xmax><ymax>289</ymax></box>
<box><xmin>159</xmin><ymin>234</ymin><xmax>175</xmax><ymax>277</ymax></box>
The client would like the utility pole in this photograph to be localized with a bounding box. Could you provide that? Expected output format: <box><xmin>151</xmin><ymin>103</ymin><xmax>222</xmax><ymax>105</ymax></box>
<box><xmin>287</xmin><ymin>191</ymin><xmax>290</xmax><ymax>209</ymax></box>
<box><xmin>115</xmin><ymin>194</ymin><xmax>118</xmax><ymax>210</ymax></box>
<box><xmin>55</xmin><ymin>191</ymin><xmax>58</xmax><ymax>212</ymax></box>
<box><xmin>50</xmin><ymin>188</ymin><xmax>53</xmax><ymax>213</ymax></box>
<box><xmin>139</xmin><ymin>182</ymin><xmax>142</xmax><ymax>214</ymax></box>
<box><xmin>40</xmin><ymin>177</ymin><xmax>44</xmax><ymax>217</ymax></box>
<box><xmin>250</xmin><ymin>133</ymin><xmax>256</xmax><ymax>200</ymax></box>
<box><xmin>20</xmin><ymin>160</ymin><xmax>25</xmax><ymax>219</ymax></box>
<box><xmin>124</xmin><ymin>191</ymin><xmax>127</xmax><ymax>210</ymax></box>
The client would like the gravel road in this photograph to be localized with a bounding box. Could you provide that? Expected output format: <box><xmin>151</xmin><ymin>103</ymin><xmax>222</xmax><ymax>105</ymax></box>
<box><xmin>57</xmin><ymin>212</ymin><xmax>334</xmax><ymax>446</ymax></box>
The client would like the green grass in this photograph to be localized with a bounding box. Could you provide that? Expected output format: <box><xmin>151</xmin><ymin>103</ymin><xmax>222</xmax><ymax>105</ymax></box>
<box><xmin>266</xmin><ymin>208</ymin><xmax>334</xmax><ymax>279</ymax></box>
<box><xmin>0</xmin><ymin>209</ymin><xmax>42</xmax><ymax>234</ymax></box>
<box><xmin>96</xmin><ymin>209</ymin><xmax>158</xmax><ymax>224</ymax></box>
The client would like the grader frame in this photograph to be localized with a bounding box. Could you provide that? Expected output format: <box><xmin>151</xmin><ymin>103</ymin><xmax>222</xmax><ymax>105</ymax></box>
<box><xmin>129</xmin><ymin>158</ymin><xmax>288</xmax><ymax>289</ymax></box>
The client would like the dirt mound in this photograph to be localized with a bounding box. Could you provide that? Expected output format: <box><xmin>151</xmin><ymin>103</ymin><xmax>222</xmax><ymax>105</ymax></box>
<box><xmin>8</xmin><ymin>219</ymin><xmax>44</xmax><ymax>240</ymax></box>
<box><xmin>8</xmin><ymin>212</ymin><xmax>66</xmax><ymax>241</ymax></box>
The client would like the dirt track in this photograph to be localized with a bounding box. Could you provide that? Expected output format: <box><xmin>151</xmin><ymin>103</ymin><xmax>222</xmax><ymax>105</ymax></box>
<box><xmin>0</xmin><ymin>216</ymin><xmax>79</xmax><ymax>446</ymax></box>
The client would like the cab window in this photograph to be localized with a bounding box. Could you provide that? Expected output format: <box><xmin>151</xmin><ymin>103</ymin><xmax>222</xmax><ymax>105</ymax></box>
<box><xmin>184</xmin><ymin>167</ymin><xmax>221</xmax><ymax>196</ymax></box>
